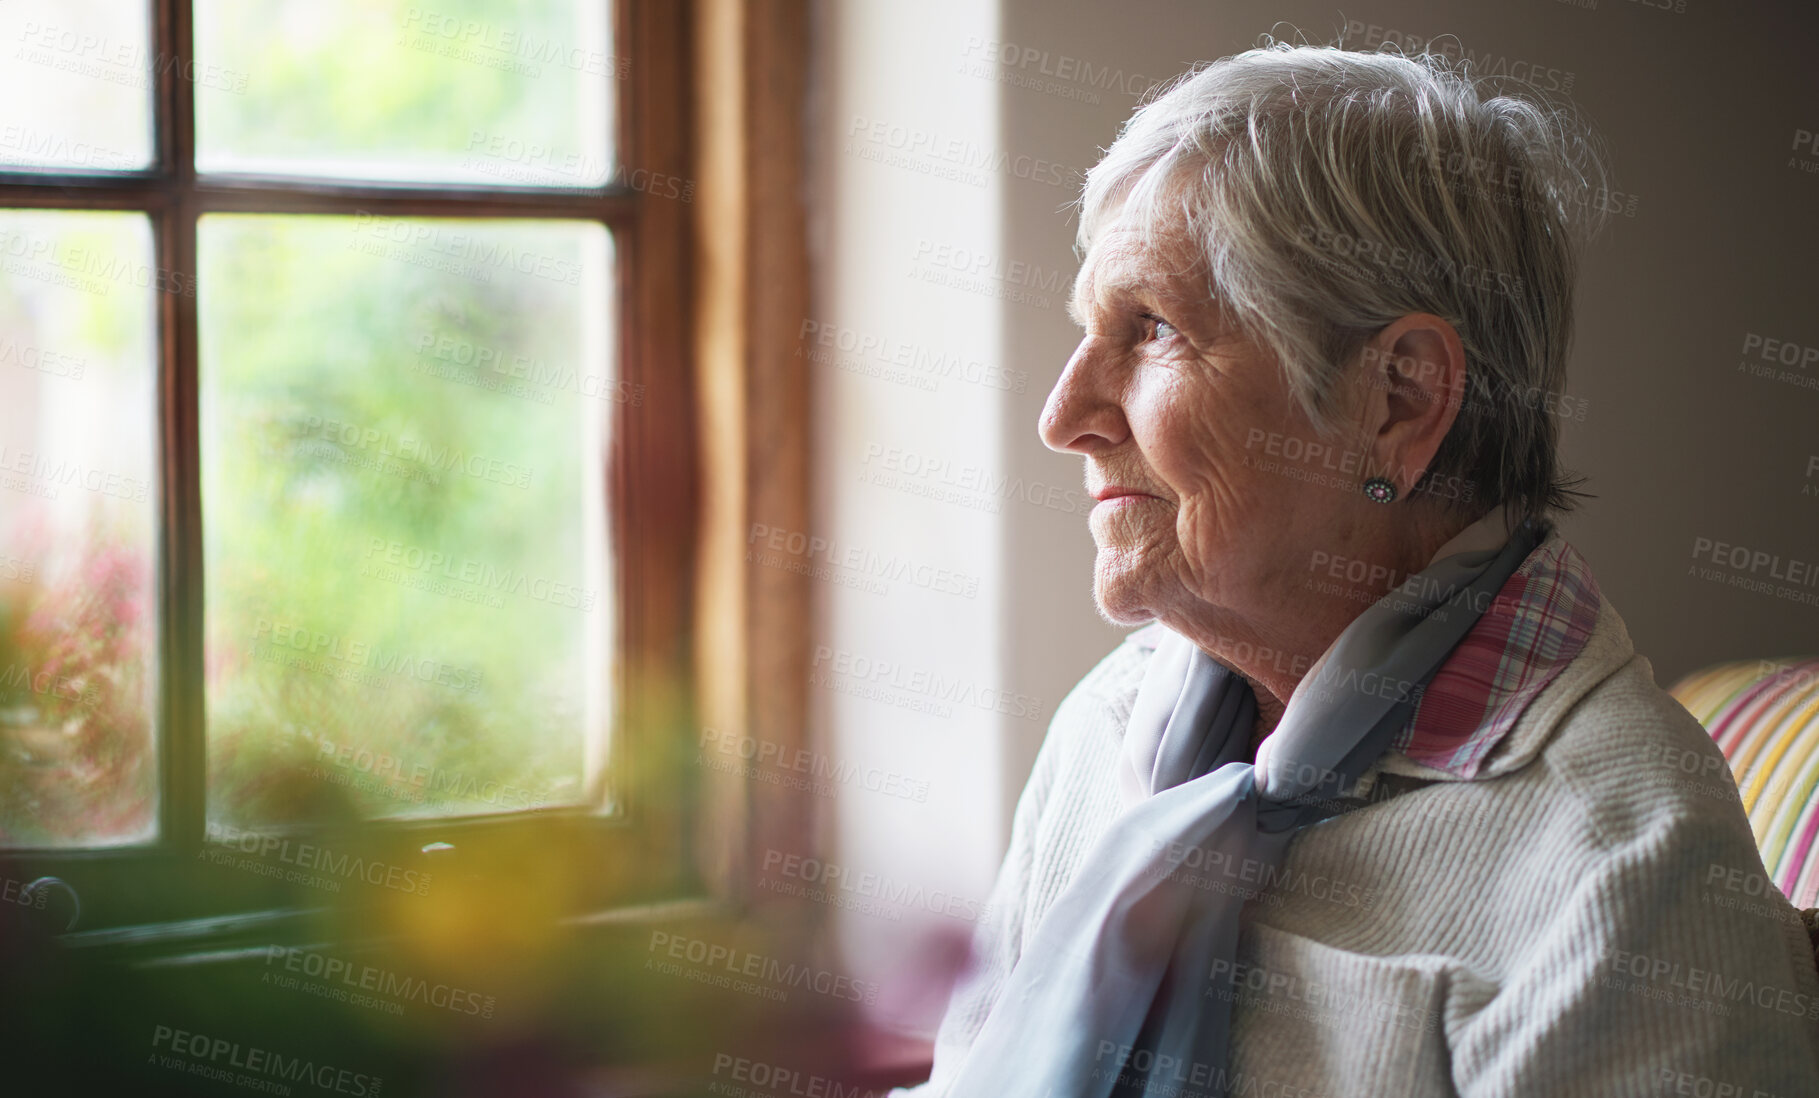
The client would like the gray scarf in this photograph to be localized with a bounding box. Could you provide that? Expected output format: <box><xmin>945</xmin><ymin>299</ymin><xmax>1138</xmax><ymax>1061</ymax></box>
<box><xmin>946</xmin><ymin>516</ymin><xmax>1544</xmax><ymax>1097</ymax></box>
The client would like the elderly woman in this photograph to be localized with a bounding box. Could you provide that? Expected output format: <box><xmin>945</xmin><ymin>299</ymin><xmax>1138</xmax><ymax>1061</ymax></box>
<box><xmin>895</xmin><ymin>44</ymin><xmax>1819</xmax><ymax>1098</ymax></box>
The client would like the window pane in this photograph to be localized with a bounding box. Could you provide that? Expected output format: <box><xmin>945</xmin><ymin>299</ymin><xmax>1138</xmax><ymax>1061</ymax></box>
<box><xmin>200</xmin><ymin>215</ymin><xmax>616</xmax><ymax>830</ymax></box>
<box><xmin>194</xmin><ymin>0</ymin><xmax>615</xmax><ymax>186</ymax></box>
<box><xmin>0</xmin><ymin>210</ymin><xmax>159</xmax><ymax>848</ymax></box>
<box><xmin>0</xmin><ymin>0</ymin><xmax>155</xmax><ymax>172</ymax></box>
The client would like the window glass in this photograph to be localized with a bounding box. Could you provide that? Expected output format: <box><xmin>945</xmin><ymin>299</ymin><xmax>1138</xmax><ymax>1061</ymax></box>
<box><xmin>195</xmin><ymin>0</ymin><xmax>616</xmax><ymax>187</ymax></box>
<box><xmin>0</xmin><ymin>209</ymin><xmax>159</xmax><ymax>848</ymax></box>
<box><xmin>199</xmin><ymin>213</ymin><xmax>617</xmax><ymax>828</ymax></box>
<box><xmin>0</xmin><ymin>0</ymin><xmax>156</xmax><ymax>172</ymax></box>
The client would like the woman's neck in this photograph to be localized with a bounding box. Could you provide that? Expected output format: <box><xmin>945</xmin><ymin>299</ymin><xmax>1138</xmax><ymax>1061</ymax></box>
<box><xmin>1169</xmin><ymin>504</ymin><xmax>1485</xmax><ymax>761</ymax></box>
<box><xmin>1247</xmin><ymin>685</ymin><xmax>1286</xmax><ymax>759</ymax></box>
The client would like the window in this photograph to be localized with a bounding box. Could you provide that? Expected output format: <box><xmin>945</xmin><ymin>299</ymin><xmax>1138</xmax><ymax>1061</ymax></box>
<box><xmin>0</xmin><ymin>0</ymin><xmax>702</xmax><ymax>933</ymax></box>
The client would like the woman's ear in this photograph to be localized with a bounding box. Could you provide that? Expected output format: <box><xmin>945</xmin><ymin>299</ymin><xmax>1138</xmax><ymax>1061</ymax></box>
<box><xmin>1356</xmin><ymin>314</ymin><xmax>1467</xmax><ymax>496</ymax></box>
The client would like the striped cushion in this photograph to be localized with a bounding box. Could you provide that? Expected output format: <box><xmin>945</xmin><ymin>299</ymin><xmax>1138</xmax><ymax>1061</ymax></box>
<box><xmin>1670</xmin><ymin>658</ymin><xmax>1819</xmax><ymax>906</ymax></box>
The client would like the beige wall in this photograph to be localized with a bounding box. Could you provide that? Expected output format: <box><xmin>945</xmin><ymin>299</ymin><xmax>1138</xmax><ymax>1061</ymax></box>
<box><xmin>807</xmin><ymin>0</ymin><xmax>1018</xmax><ymax>1030</ymax></box>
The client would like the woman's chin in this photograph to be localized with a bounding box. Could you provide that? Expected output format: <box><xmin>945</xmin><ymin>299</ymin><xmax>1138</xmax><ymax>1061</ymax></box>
<box><xmin>1090</xmin><ymin>559</ymin><xmax>1161</xmax><ymax>626</ymax></box>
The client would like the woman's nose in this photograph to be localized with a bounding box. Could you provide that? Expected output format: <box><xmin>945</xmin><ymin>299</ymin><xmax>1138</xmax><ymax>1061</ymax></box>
<box><xmin>1039</xmin><ymin>340</ymin><xmax>1128</xmax><ymax>455</ymax></box>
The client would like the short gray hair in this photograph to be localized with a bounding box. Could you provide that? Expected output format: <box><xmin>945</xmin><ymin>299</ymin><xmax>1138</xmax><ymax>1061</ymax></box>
<box><xmin>1077</xmin><ymin>43</ymin><xmax>1612</xmax><ymax>522</ymax></box>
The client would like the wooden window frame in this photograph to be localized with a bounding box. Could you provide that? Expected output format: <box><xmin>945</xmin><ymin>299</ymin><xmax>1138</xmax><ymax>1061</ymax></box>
<box><xmin>0</xmin><ymin>0</ymin><xmax>748</xmax><ymax>942</ymax></box>
<box><xmin>688</xmin><ymin>0</ymin><xmax>814</xmax><ymax>907</ymax></box>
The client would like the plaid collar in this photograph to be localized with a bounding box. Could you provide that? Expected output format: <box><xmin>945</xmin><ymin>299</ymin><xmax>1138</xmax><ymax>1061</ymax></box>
<box><xmin>1387</xmin><ymin>531</ymin><xmax>1603</xmax><ymax>779</ymax></box>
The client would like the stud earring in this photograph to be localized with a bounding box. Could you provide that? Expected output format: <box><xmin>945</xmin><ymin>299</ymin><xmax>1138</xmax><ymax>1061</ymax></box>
<box><xmin>1362</xmin><ymin>476</ymin><xmax>1398</xmax><ymax>504</ymax></box>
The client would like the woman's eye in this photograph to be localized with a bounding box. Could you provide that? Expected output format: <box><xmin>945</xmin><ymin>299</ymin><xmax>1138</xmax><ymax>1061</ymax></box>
<box><xmin>1140</xmin><ymin>313</ymin><xmax>1177</xmax><ymax>342</ymax></box>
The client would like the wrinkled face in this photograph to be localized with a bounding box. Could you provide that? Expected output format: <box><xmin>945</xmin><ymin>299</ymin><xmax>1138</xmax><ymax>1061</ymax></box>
<box><xmin>1040</xmin><ymin>215</ymin><xmax>1364</xmax><ymax>640</ymax></box>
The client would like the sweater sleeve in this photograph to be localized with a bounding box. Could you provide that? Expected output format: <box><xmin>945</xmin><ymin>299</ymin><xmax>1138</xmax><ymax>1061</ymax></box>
<box><xmin>886</xmin><ymin>714</ymin><xmax>1063</xmax><ymax>1098</ymax></box>
<box><xmin>1449</xmin><ymin>804</ymin><xmax>1819</xmax><ymax>1096</ymax></box>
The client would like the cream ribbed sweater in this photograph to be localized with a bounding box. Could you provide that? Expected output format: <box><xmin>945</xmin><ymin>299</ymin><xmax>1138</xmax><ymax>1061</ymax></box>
<box><xmin>895</xmin><ymin>587</ymin><xmax>1819</xmax><ymax>1096</ymax></box>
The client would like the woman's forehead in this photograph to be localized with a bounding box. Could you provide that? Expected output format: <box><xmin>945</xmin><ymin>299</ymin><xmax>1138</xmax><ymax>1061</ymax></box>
<box><xmin>1072</xmin><ymin>226</ymin><xmax>1211</xmax><ymax>317</ymax></box>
